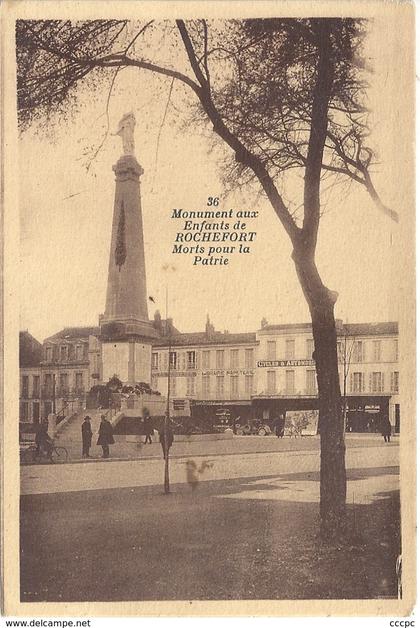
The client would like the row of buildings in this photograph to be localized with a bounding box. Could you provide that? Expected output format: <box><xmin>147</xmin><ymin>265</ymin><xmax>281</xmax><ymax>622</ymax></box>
<box><xmin>20</xmin><ymin>315</ymin><xmax>400</xmax><ymax>433</ymax></box>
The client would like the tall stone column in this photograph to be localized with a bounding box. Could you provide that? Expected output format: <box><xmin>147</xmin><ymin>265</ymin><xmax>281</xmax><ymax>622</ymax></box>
<box><xmin>100</xmin><ymin>114</ymin><xmax>157</xmax><ymax>385</ymax></box>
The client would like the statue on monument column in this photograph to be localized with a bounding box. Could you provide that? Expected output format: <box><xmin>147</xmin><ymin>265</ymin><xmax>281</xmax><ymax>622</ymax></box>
<box><xmin>115</xmin><ymin>112</ymin><xmax>136</xmax><ymax>156</ymax></box>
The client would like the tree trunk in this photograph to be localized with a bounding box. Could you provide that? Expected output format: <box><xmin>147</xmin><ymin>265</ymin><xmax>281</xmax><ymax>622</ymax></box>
<box><xmin>293</xmin><ymin>248</ymin><xmax>346</xmax><ymax>539</ymax></box>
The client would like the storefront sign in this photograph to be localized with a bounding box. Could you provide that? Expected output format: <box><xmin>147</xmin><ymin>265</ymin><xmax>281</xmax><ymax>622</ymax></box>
<box><xmin>201</xmin><ymin>369</ymin><xmax>255</xmax><ymax>376</ymax></box>
<box><xmin>156</xmin><ymin>371</ymin><xmax>197</xmax><ymax>377</ymax></box>
<box><xmin>257</xmin><ymin>359</ymin><xmax>315</xmax><ymax>368</ymax></box>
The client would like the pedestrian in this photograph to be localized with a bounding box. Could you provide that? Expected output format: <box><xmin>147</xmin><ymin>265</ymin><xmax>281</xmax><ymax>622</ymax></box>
<box><xmin>143</xmin><ymin>409</ymin><xmax>153</xmax><ymax>445</ymax></box>
<box><xmin>381</xmin><ymin>416</ymin><xmax>392</xmax><ymax>443</ymax></box>
<box><xmin>35</xmin><ymin>419</ymin><xmax>54</xmax><ymax>462</ymax></box>
<box><xmin>159</xmin><ymin>419</ymin><xmax>174</xmax><ymax>459</ymax></box>
<box><xmin>97</xmin><ymin>414</ymin><xmax>114</xmax><ymax>458</ymax></box>
<box><xmin>81</xmin><ymin>415</ymin><xmax>93</xmax><ymax>458</ymax></box>
<box><xmin>273</xmin><ymin>414</ymin><xmax>285</xmax><ymax>438</ymax></box>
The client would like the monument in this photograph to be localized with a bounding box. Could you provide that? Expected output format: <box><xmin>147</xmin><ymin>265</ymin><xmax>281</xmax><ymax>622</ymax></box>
<box><xmin>99</xmin><ymin>113</ymin><xmax>157</xmax><ymax>384</ymax></box>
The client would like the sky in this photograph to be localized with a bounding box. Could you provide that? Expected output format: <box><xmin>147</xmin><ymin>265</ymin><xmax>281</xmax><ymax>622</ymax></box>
<box><xmin>18</xmin><ymin>17</ymin><xmax>405</xmax><ymax>343</ymax></box>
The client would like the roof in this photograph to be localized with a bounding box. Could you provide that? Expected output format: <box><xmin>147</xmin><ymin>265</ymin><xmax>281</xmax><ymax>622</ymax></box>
<box><xmin>44</xmin><ymin>326</ymin><xmax>100</xmax><ymax>342</ymax></box>
<box><xmin>340</xmin><ymin>322</ymin><xmax>398</xmax><ymax>337</ymax></box>
<box><xmin>19</xmin><ymin>331</ymin><xmax>43</xmax><ymax>367</ymax></box>
<box><xmin>153</xmin><ymin>331</ymin><xmax>257</xmax><ymax>348</ymax></box>
<box><xmin>259</xmin><ymin>321</ymin><xmax>398</xmax><ymax>337</ymax></box>
<box><xmin>259</xmin><ymin>323</ymin><xmax>312</xmax><ymax>333</ymax></box>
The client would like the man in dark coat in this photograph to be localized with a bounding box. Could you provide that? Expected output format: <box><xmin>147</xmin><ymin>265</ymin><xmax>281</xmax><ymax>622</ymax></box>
<box><xmin>381</xmin><ymin>417</ymin><xmax>392</xmax><ymax>443</ymax></box>
<box><xmin>159</xmin><ymin>420</ymin><xmax>174</xmax><ymax>459</ymax></box>
<box><xmin>273</xmin><ymin>415</ymin><xmax>285</xmax><ymax>438</ymax></box>
<box><xmin>81</xmin><ymin>416</ymin><xmax>93</xmax><ymax>458</ymax></box>
<box><xmin>97</xmin><ymin>414</ymin><xmax>114</xmax><ymax>458</ymax></box>
<box><xmin>143</xmin><ymin>409</ymin><xmax>153</xmax><ymax>445</ymax></box>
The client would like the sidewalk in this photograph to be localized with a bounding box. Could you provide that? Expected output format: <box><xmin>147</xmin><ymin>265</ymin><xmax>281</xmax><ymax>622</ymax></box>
<box><xmin>23</xmin><ymin>433</ymin><xmax>398</xmax><ymax>466</ymax></box>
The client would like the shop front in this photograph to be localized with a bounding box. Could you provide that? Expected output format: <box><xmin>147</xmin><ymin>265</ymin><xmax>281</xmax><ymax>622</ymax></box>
<box><xmin>344</xmin><ymin>395</ymin><xmax>391</xmax><ymax>433</ymax></box>
<box><xmin>190</xmin><ymin>399</ymin><xmax>253</xmax><ymax>430</ymax></box>
<box><xmin>252</xmin><ymin>395</ymin><xmax>319</xmax><ymax>424</ymax></box>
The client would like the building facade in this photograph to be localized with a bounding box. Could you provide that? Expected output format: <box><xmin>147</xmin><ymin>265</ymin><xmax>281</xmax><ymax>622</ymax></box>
<box><xmin>253</xmin><ymin>320</ymin><xmax>399</xmax><ymax>433</ymax></box>
<box><xmin>19</xmin><ymin>327</ymin><xmax>101</xmax><ymax>424</ymax></box>
<box><xmin>151</xmin><ymin>319</ymin><xmax>258</xmax><ymax>422</ymax></box>
<box><xmin>19</xmin><ymin>318</ymin><xmax>400</xmax><ymax>432</ymax></box>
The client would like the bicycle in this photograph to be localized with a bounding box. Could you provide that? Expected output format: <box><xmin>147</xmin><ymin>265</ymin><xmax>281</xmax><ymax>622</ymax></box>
<box><xmin>20</xmin><ymin>443</ymin><xmax>69</xmax><ymax>464</ymax></box>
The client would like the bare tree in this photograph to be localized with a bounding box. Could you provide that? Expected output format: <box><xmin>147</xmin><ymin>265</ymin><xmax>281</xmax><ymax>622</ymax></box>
<box><xmin>15</xmin><ymin>18</ymin><xmax>395</xmax><ymax>538</ymax></box>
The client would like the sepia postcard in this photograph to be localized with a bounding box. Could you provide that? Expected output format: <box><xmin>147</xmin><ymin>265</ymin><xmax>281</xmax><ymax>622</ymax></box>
<box><xmin>1</xmin><ymin>0</ymin><xmax>416</xmax><ymax>619</ymax></box>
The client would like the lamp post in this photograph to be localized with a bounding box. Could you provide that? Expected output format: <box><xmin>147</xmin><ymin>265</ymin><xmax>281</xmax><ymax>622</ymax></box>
<box><xmin>162</xmin><ymin>264</ymin><xmax>176</xmax><ymax>494</ymax></box>
<box><xmin>164</xmin><ymin>284</ymin><xmax>171</xmax><ymax>493</ymax></box>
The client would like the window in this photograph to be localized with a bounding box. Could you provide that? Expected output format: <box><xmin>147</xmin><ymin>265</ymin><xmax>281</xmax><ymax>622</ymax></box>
<box><xmin>353</xmin><ymin>341</ymin><xmax>364</xmax><ymax>363</ymax></box>
<box><xmin>20</xmin><ymin>402</ymin><xmax>29</xmax><ymax>421</ymax></box>
<box><xmin>32</xmin><ymin>402</ymin><xmax>40</xmax><ymax>422</ymax></box>
<box><xmin>202</xmin><ymin>350</ymin><xmax>211</xmax><ymax>369</ymax></box>
<box><xmin>202</xmin><ymin>374</ymin><xmax>210</xmax><ymax>397</ymax></box>
<box><xmin>391</xmin><ymin>372</ymin><xmax>399</xmax><ymax>393</ymax></box>
<box><xmin>370</xmin><ymin>372</ymin><xmax>384</xmax><ymax>393</ymax></box>
<box><xmin>286</xmin><ymin>370</ymin><xmax>295</xmax><ymax>394</ymax></box>
<box><xmin>60</xmin><ymin>345</ymin><xmax>68</xmax><ymax>361</ymax></box>
<box><xmin>32</xmin><ymin>375</ymin><xmax>40</xmax><ymax>397</ymax></box>
<box><xmin>337</xmin><ymin>341</ymin><xmax>343</xmax><ymax>362</ymax></box>
<box><xmin>75</xmin><ymin>372</ymin><xmax>84</xmax><ymax>392</ymax></box>
<box><xmin>216</xmin><ymin>375</ymin><xmax>225</xmax><ymax>397</ymax></box>
<box><xmin>285</xmin><ymin>339</ymin><xmax>295</xmax><ymax>360</ymax></box>
<box><xmin>373</xmin><ymin>340</ymin><xmax>381</xmax><ymax>362</ymax></box>
<box><xmin>187</xmin><ymin>351</ymin><xmax>196</xmax><ymax>369</ymax></box>
<box><xmin>186</xmin><ymin>376</ymin><xmax>195</xmax><ymax>396</ymax></box>
<box><xmin>21</xmin><ymin>375</ymin><xmax>29</xmax><ymax>397</ymax></box>
<box><xmin>170</xmin><ymin>376</ymin><xmax>176</xmax><ymax>396</ymax></box>
<box><xmin>393</xmin><ymin>340</ymin><xmax>399</xmax><ymax>362</ymax></box>
<box><xmin>75</xmin><ymin>345</ymin><xmax>83</xmax><ymax>361</ymax></box>
<box><xmin>169</xmin><ymin>351</ymin><xmax>177</xmax><ymax>370</ymax></box>
<box><xmin>306</xmin><ymin>370</ymin><xmax>317</xmax><ymax>394</ymax></box>
<box><xmin>245</xmin><ymin>349</ymin><xmax>254</xmax><ymax>369</ymax></box>
<box><xmin>216</xmin><ymin>350</ymin><xmax>224</xmax><ymax>369</ymax></box>
<box><xmin>43</xmin><ymin>373</ymin><xmax>52</xmax><ymax>392</ymax></box>
<box><xmin>230</xmin><ymin>349</ymin><xmax>239</xmax><ymax>369</ymax></box>
<box><xmin>230</xmin><ymin>375</ymin><xmax>239</xmax><ymax>398</ymax></box>
<box><xmin>351</xmin><ymin>372</ymin><xmax>364</xmax><ymax>393</ymax></box>
<box><xmin>306</xmin><ymin>338</ymin><xmax>315</xmax><ymax>360</ymax></box>
<box><xmin>152</xmin><ymin>352</ymin><xmax>159</xmax><ymax>370</ymax></box>
<box><xmin>245</xmin><ymin>374</ymin><xmax>254</xmax><ymax>395</ymax></box>
<box><xmin>267</xmin><ymin>371</ymin><xmax>276</xmax><ymax>394</ymax></box>
<box><xmin>267</xmin><ymin>341</ymin><xmax>276</xmax><ymax>360</ymax></box>
<box><xmin>45</xmin><ymin>346</ymin><xmax>52</xmax><ymax>362</ymax></box>
<box><xmin>59</xmin><ymin>373</ymin><xmax>69</xmax><ymax>393</ymax></box>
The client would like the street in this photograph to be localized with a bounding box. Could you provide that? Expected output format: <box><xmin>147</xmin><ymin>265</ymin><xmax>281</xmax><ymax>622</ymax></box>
<box><xmin>20</xmin><ymin>438</ymin><xmax>400</xmax><ymax>602</ymax></box>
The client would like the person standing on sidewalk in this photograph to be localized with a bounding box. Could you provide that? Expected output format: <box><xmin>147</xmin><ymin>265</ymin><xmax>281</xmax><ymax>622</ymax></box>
<box><xmin>143</xmin><ymin>409</ymin><xmax>153</xmax><ymax>444</ymax></box>
<box><xmin>97</xmin><ymin>414</ymin><xmax>114</xmax><ymax>458</ymax></box>
<box><xmin>81</xmin><ymin>416</ymin><xmax>93</xmax><ymax>458</ymax></box>
<box><xmin>381</xmin><ymin>416</ymin><xmax>392</xmax><ymax>443</ymax></box>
